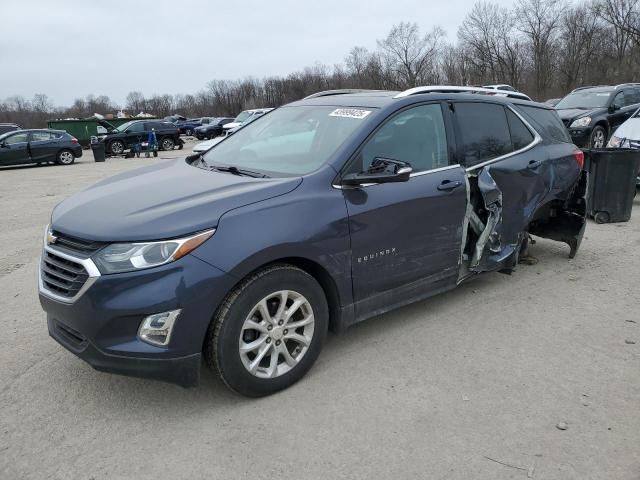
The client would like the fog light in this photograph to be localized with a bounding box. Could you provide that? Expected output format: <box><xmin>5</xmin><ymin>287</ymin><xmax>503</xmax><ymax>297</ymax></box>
<box><xmin>138</xmin><ymin>309</ymin><xmax>181</xmax><ymax>347</ymax></box>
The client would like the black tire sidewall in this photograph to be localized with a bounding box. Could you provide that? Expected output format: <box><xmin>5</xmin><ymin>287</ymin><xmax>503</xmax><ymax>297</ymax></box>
<box><xmin>212</xmin><ymin>267</ymin><xmax>328</xmax><ymax>397</ymax></box>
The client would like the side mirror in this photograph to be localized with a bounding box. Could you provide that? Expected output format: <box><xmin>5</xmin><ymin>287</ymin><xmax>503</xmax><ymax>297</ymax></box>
<box><xmin>609</xmin><ymin>104</ymin><xmax>621</xmax><ymax>113</ymax></box>
<box><xmin>0</xmin><ymin>142</ymin><xmax>7</xmax><ymax>148</ymax></box>
<box><xmin>342</xmin><ymin>158</ymin><xmax>412</xmax><ymax>186</ymax></box>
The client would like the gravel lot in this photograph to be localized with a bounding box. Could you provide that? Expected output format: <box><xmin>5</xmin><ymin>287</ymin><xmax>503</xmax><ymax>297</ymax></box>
<box><xmin>1</xmin><ymin>141</ymin><xmax>639</xmax><ymax>480</ymax></box>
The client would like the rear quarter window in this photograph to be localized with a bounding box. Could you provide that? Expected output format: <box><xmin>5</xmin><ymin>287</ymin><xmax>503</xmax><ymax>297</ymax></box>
<box><xmin>514</xmin><ymin>105</ymin><xmax>571</xmax><ymax>143</ymax></box>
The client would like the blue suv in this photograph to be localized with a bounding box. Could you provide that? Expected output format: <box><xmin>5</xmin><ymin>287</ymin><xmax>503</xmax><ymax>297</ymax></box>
<box><xmin>39</xmin><ymin>87</ymin><xmax>587</xmax><ymax>396</ymax></box>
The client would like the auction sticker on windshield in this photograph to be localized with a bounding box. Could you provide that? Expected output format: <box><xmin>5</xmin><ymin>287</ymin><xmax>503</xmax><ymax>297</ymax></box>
<box><xmin>329</xmin><ymin>108</ymin><xmax>372</xmax><ymax>119</ymax></box>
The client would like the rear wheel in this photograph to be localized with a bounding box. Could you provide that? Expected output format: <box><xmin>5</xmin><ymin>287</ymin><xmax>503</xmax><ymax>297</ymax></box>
<box><xmin>160</xmin><ymin>137</ymin><xmax>175</xmax><ymax>150</ymax></box>
<box><xmin>205</xmin><ymin>264</ymin><xmax>328</xmax><ymax>397</ymax></box>
<box><xmin>56</xmin><ymin>149</ymin><xmax>75</xmax><ymax>165</ymax></box>
<box><xmin>590</xmin><ymin>126</ymin><xmax>607</xmax><ymax>149</ymax></box>
<box><xmin>185</xmin><ymin>128</ymin><xmax>193</xmax><ymax>136</ymax></box>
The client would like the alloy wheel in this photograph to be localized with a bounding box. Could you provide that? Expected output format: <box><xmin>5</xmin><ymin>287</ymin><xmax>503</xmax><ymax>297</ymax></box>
<box><xmin>58</xmin><ymin>151</ymin><xmax>74</xmax><ymax>164</ymax></box>
<box><xmin>592</xmin><ymin>129</ymin><xmax>605</xmax><ymax>148</ymax></box>
<box><xmin>239</xmin><ymin>290</ymin><xmax>315</xmax><ymax>379</ymax></box>
<box><xmin>161</xmin><ymin>138</ymin><xmax>174</xmax><ymax>150</ymax></box>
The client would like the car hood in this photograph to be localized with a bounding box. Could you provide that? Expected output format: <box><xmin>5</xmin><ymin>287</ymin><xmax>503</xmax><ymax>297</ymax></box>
<box><xmin>223</xmin><ymin>122</ymin><xmax>242</xmax><ymax>130</ymax></box>
<box><xmin>51</xmin><ymin>159</ymin><xmax>302</xmax><ymax>242</ymax></box>
<box><xmin>612</xmin><ymin>117</ymin><xmax>640</xmax><ymax>140</ymax></box>
<box><xmin>556</xmin><ymin>108</ymin><xmax>598</xmax><ymax>121</ymax></box>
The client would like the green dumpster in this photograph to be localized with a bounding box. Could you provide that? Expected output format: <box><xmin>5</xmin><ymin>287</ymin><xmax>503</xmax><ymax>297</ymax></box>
<box><xmin>47</xmin><ymin>117</ymin><xmax>157</xmax><ymax>147</ymax></box>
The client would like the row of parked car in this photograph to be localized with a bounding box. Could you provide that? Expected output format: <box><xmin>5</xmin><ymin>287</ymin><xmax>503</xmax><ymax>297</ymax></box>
<box><xmin>2</xmin><ymin>83</ymin><xmax>640</xmax><ymax>169</ymax></box>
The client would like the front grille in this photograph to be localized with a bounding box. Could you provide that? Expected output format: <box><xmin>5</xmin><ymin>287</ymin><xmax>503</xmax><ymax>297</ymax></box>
<box><xmin>562</xmin><ymin>119</ymin><xmax>571</xmax><ymax>127</ymax></box>
<box><xmin>41</xmin><ymin>250</ymin><xmax>89</xmax><ymax>299</ymax></box>
<box><xmin>51</xmin><ymin>230</ymin><xmax>105</xmax><ymax>257</ymax></box>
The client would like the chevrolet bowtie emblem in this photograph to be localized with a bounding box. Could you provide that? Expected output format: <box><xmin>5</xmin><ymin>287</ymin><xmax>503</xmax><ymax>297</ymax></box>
<box><xmin>46</xmin><ymin>231</ymin><xmax>58</xmax><ymax>245</ymax></box>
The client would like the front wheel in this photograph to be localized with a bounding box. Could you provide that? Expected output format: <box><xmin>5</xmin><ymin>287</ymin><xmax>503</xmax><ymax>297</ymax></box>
<box><xmin>56</xmin><ymin>149</ymin><xmax>75</xmax><ymax>165</ymax></box>
<box><xmin>109</xmin><ymin>140</ymin><xmax>125</xmax><ymax>155</ymax></box>
<box><xmin>205</xmin><ymin>264</ymin><xmax>328</xmax><ymax>397</ymax></box>
<box><xmin>160</xmin><ymin>137</ymin><xmax>175</xmax><ymax>150</ymax></box>
<box><xmin>590</xmin><ymin>126</ymin><xmax>607</xmax><ymax>149</ymax></box>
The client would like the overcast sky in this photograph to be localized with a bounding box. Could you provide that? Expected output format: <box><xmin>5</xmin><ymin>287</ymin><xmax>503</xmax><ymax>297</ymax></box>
<box><xmin>1</xmin><ymin>0</ymin><xmax>516</xmax><ymax>107</ymax></box>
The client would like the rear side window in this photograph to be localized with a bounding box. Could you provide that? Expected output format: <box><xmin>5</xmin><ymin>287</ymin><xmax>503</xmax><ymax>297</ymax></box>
<box><xmin>31</xmin><ymin>131</ymin><xmax>52</xmax><ymax>141</ymax></box>
<box><xmin>506</xmin><ymin>109</ymin><xmax>535</xmax><ymax>150</ymax></box>
<box><xmin>454</xmin><ymin>102</ymin><xmax>512</xmax><ymax>166</ymax></box>
<box><xmin>514</xmin><ymin>105</ymin><xmax>571</xmax><ymax>143</ymax></box>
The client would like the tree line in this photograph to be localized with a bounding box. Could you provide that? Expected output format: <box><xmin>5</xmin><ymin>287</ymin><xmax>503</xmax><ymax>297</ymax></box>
<box><xmin>2</xmin><ymin>0</ymin><xmax>639</xmax><ymax>128</ymax></box>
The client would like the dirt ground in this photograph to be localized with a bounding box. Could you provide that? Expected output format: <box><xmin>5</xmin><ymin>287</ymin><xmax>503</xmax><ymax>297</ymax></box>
<box><xmin>0</xmin><ymin>141</ymin><xmax>639</xmax><ymax>480</ymax></box>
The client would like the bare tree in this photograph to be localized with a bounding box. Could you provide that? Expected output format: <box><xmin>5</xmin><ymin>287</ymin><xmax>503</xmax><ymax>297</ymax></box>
<box><xmin>516</xmin><ymin>0</ymin><xmax>567</xmax><ymax>98</ymax></box>
<box><xmin>377</xmin><ymin>22</ymin><xmax>445</xmax><ymax>88</ymax></box>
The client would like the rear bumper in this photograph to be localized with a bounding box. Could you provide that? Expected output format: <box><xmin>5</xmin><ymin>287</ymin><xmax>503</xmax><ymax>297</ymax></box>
<box><xmin>48</xmin><ymin>315</ymin><xmax>201</xmax><ymax>387</ymax></box>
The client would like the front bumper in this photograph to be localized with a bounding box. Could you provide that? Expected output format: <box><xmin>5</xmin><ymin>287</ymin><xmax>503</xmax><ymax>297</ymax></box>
<box><xmin>47</xmin><ymin>315</ymin><xmax>202</xmax><ymax>387</ymax></box>
<box><xmin>39</xmin><ymin>252</ymin><xmax>234</xmax><ymax>387</ymax></box>
<box><xmin>568</xmin><ymin>127</ymin><xmax>591</xmax><ymax>148</ymax></box>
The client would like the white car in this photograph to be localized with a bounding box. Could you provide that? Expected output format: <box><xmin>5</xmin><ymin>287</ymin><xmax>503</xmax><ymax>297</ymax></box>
<box><xmin>192</xmin><ymin>134</ymin><xmax>228</xmax><ymax>153</ymax></box>
<box><xmin>223</xmin><ymin>108</ymin><xmax>273</xmax><ymax>132</ymax></box>
<box><xmin>608</xmin><ymin>108</ymin><xmax>640</xmax><ymax>188</ymax></box>
<box><xmin>608</xmin><ymin>108</ymin><xmax>640</xmax><ymax>149</ymax></box>
<box><xmin>483</xmin><ymin>84</ymin><xmax>532</xmax><ymax>101</ymax></box>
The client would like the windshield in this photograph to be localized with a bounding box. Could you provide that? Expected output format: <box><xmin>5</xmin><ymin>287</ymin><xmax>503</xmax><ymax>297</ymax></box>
<box><xmin>113</xmin><ymin>120</ymin><xmax>137</xmax><ymax>132</ymax></box>
<box><xmin>200</xmin><ymin>106</ymin><xmax>372</xmax><ymax>176</ymax></box>
<box><xmin>234</xmin><ymin>111</ymin><xmax>253</xmax><ymax>123</ymax></box>
<box><xmin>555</xmin><ymin>90</ymin><xmax>613</xmax><ymax>109</ymax></box>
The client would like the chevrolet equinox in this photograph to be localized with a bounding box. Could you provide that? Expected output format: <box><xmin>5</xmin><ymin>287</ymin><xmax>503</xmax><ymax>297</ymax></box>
<box><xmin>39</xmin><ymin>87</ymin><xmax>587</xmax><ymax>396</ymax></box>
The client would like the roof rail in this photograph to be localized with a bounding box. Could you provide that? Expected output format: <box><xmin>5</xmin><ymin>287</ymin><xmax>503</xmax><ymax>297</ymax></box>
<box><xmin>571</xmin><ymin>85</ymin><xmax>608</xmax><ymax>92</ymax></box>
<box><xmin>615</xmin><ymin>82</ymin><xmax>640</xmax><ymax>89</ymax></box>
<box><xmin>303</xmin><ymin>89</ymin><xmax>385</xmax><ymax>100</ymax></box>
<box><xmin>393</xmin><ymin>85</ymin><xmax>531</xmax><ymax>101</ymax></box>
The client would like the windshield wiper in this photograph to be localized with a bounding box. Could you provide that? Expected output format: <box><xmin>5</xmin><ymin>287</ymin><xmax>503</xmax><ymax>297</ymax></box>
<box><xmin>210</xmin><ymin>165</ymin><xmax>270</xmax><ymax>178</ymax></box>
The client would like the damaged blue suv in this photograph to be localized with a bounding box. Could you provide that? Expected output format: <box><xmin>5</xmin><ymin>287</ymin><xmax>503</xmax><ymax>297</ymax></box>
<box><xmin>39</xmin><ymin>87</ymin><xmax>587</xmax><ymax>396</ymax></box>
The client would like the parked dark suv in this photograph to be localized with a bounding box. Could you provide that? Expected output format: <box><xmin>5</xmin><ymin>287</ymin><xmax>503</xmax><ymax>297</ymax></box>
<box><xmin>194</xmin><ymin>117</ymin><xmax>236</xmax><ymax>140</ymax></box>
<box><xmin>39</xmin><ymin>87</ymin><xmax>586</xmax><ymax>396</ymax></box>
<box><xmin>100</xmin><ymin>120</ymin><xmax>183</xmax><ymax>154</ymax></box>
<box><xmin>555</xmin><ymin>83</ymin><xmax>640</xmax><ymax>148</ymax></box>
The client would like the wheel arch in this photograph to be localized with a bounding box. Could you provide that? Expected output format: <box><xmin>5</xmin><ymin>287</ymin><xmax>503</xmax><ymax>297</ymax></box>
<box><xmin>223</xmin><ymin>256</ymin><xmax>345</xmax><ymax>334</ymax></box>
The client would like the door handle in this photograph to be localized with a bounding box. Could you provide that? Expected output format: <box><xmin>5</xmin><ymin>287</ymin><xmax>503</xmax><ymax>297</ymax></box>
<box><xmin>437</xmin><ymin>180</ymin><xmax>463</xmax><ymax>191</ymax></box>
<box><xmin>527</xmin><ymin>160</ymin><xmax>542</xmax><ymax>169</ymax></box>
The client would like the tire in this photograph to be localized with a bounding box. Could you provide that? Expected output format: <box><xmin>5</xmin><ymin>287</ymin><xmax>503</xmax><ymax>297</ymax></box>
<box><xmin>205</xmin><ymin>264</ymin><xmax>328</xmax><ymax>397</ymax></box>
<box><xmin>589</xmin><ymin>126</ymin><xmax>607</xmax><ymax>149</ymax></box>
<box><xmin>160</xmin><ymin>137</ymin><xmax>175</xmax><ymax>151</ymax></box>
<box><xmin>109</xmin><ymin>140</ymin><xmax>125</xmax><ymax>155</ymax></box>
<box><xmin>594</xmin><ymin>211</ymin><xmax>610</xmax><ymax>224</ymax></box>
<box><xmin>185</xmin><ymin>128</ymin><xmax>193</xmax><ymax>136</ymax></box>
<box><xmin>56</xmin><ymin>149</ymin><xmax>75</xmax><ymax>165</ymax></box>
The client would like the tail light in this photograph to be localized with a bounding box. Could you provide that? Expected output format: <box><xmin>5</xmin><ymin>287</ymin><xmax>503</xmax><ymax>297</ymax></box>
<box><xmin>70</xmin><ymin>137</ymin><xmax>78</xmax><ymax>144</ymax></box>
<box><xmin>573</xmin><ymin>149</ymin><xmax>584</xmax><ymax>170</ymax></box>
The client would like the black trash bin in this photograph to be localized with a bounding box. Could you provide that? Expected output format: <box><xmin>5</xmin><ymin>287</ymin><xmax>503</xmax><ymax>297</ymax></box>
<box><xmin>91</xmin><ymin>141</ymin><xmax>106</xmax><ymax>163</ymax></box>
<box><xmin>584</xmin><ymin>148</ymin><xmax>639</xmax><ymax>224</ymax></box>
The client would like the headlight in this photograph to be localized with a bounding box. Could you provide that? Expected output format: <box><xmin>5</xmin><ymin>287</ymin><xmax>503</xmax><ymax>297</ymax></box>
<box><xmin>93</xmin><ymin>229</ymin><xmax>215</xmax><ymax>274</ymax></box>
<box><xmin>607</xmin><ymin>136</ymin><xmax>630</xmax><ymax>148</ymax></box>
<box><xmin>607</xmin><ymin>136</ymin><xmax>622</xmax><ymax>148</ymax></box>
<box><xmin>570</xmin><ymin>117</ymin><xmax>591</xmax><ymax>128</ymax></box>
